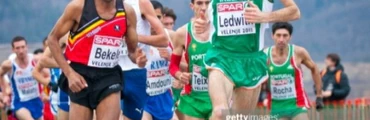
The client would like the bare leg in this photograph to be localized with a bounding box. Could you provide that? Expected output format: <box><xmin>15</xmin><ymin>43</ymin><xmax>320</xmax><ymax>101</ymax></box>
<box><xmin>208</xmin><ymin>69</ymin><xmax>234</xmax><ymax>120</ymax></box>
<box><xmin>69</xmin><ymin>102</ymin><xmax>93</xmax><ymax>120</ymax></box>
<box><xmin>142</xmin><ymin>111</ymin><xmax>153</xmax><ymax>120</ymax></box>
<box><xmin>57</xmin><ymin>108</ymin><xmax>69</xmax><ymax>120</ymax></box>
<box><xmin>280</xmin><ymin>117</ymin><xmax>289</xmax><ymax>120</ymax></box>
<box><xmin>96</xmin><ymin>92</ymin><xmax>121</xmax><ymax>120</ymax></box>
<box><xmin>232</xmin><ymin>85</ymin><xmax>261</xmax><ymax>113</ymax></box>
<box><xmin>183</xmin><ymin>114</ymin><xmax>204</xmax><ymax>120</ymax></box>
<box><xmin>175</xmin><ymin>109</ymin><xmax>184</xmax><ymax>120</ymax></box>
<box><xmin>15</xmin><ymin>108</ymin><xmax>34</xmax><ymax>120</ymax></box>
<box><xmin>123</xmin><ymin>115</ymin><xmax>132</xmax><ymax>120</ymax></box>
<box><xmin>292</xmin><ymin>113</ymin><xmax>309</xmax><ymax>120</ymax></box>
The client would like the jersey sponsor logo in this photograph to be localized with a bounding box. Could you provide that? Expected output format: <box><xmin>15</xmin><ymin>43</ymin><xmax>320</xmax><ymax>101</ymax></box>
<box><xmin>270</xmin><ymin>74</ymin><xmax>297</xmax><ymax>100</ymax></box>
<box><xmin>86</xmin><ymin>27</ymin><xmax>101</xmax><ymax>38</ymax></box>
<box><xmin>88</xmin><ymin>35</ymin><xmax>121</xmax><ymax>68</ymax></box>
<box><xmin>94</xmin><ymin>35</ymin><xmax>121</xmax><ymax>46</ymax></box>
<box><xmin>217</xmin><ymin>2</ymin><xmax>256</xmax><ymax>36</ymax></box>
<box><xmin>150</xmin><ymin>60</ymin><xmax>169</xmax><ymax>70</ymax></box>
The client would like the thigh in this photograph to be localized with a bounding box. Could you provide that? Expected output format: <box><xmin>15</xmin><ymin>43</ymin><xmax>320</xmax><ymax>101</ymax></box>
<box><xmin>69</xmin><ymin>102</ymin><xmax>93</xmax><ymax>120</ymax></box>
<box><xmin>57</xmin><ymin>108</ymin><xmax>69</xmax><ymax>120</ymax></box>
<box><xmin>208</xmin><ymin>69</ymin><xmax>234</xmax><ymax>107</ymax></box>
<box><xmin>183</xmin><ymin>114</ymin><xmax>204</xmax><ymax>120</ymax></box>
<box><xmin>142</xmin><ymin>111</ymin><xmax>153</xmax><ymax>120</ymax></box>
<box><xmin>15</xmin><ymin>108</ymin><xmax>33</xmax><ymax>120</ymax></box>
<box><xmin>96</xmin><ymin>92</ymin><xmax>121</xmax><ymax>120</ymax></box>
<box><xmin>232</xmin><ymin>85</ymin><xmax>261</xmax><ymax>111</ymax></box>
<box><xmin>292</xmin><ymin>113</ymin><xmax>309</xmax><ymax>120</ymax></box>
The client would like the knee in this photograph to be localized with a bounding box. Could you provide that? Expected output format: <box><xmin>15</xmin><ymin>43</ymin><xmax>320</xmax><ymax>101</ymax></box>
<box><xmin>212</xmin><ymin>105</ymin><xmax>229</xmax><ymax>119</ymax></box>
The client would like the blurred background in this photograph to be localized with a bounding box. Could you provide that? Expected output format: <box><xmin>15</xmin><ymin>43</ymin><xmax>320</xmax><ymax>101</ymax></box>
<box><xmin>0</xmin><ymin>0</ymin><xmax>369</xmax><ymax>100</ymax></box>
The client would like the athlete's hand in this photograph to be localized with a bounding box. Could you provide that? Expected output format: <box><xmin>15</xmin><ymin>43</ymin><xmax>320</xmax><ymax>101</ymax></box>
<box><xmin>1</xmin><ymin>93</ymin><xmax>11</xmax><ymax>108</ymax></box>
<box><xmin>158</xmin><ymin>48</ymin><xmax>170</xmax><ymax>61</ymax></box>
<box><xmin>316</xmin><ymin>97</ymin><xmax>324</xmax><ymax>111</ymax></box>
<box><xmin>66</xmin><ymin>70</ymin><xmax>88</xmax><ymax>93</ymax></box>
<box><xmin>194</xmin><ymin>10</ymin><xmax>209</xmax><ymax>34</ymax></box>
<box><xmin>178</xmin><ymin>72</ymin><xmax>191</xmax><ymax>84</ymax></box>
<box><xmin>173</xmin><ymin>79</ymin><xmax>184</xmax><ymax>89</ymax></box>
<box><xmin>136</xmin><ymin>48</ymin><xmax>147</xmax><ymax>68</ymax></box>
<box><xmin>243</xmin><ymin>1</ymin><xmax>268</xmax><ymax>23</ymax></box>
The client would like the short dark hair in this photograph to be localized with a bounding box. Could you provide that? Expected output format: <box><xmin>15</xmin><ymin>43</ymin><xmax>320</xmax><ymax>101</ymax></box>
<box><xmin>151</xmin><ymin>0</ymin><xmax>163</xmax><ymax>13</ymax></box>
<box><xmin>43</xmin><ymin>37</ymin><xmax>48</xmax><ymax>45</ymax></box>
<box><xmin>163</xmin><ymin>7</ymin><xmax>177</xmax><ymax>21</ymax></box>
<box><xmin>327</xmin><ymin>53</ymin><xmax>341</xmax><ymax>66</ymax></box>
<box><xmin>272</xmin><ymin>22</ymin><xmax>293</xmax><ymax>35</ymax></box>
<box><xmin>33</xmin><ymin>48</ymin><xmax>44</xmax><ymax>55</ymax></box>
<box><xmin>11</xmin><ymin>36</ymin><xmax>27</xmax><ymax>48</ymax></box>
<box><xmin>191</xmin><ymin>0</ymin><xmax>194</xmax><ymax>3</ymax></box>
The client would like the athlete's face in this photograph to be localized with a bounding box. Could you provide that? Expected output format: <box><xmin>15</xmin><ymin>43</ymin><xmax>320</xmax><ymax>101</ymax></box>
<box><xmin>325</xmin><ymin>58</ymin><xmax>335</xmax><ymax>67</ymax></box>
<box><xmin>272</xmin><ymin>29</ymin><xmax>291</xmax><ymax>49</ymax></box>
<box><xmin>151</xmin><ymin>8</ymin><xmax>163</xmax><ymax>35</ymax></box>
<box><xmin>190</xmin><ymin>0</ymin><xmax>210</xmax><ymax>18</ymax></box>
<box><xmin>12</xmin><ymin>40</ymin><xmax>28</xmax><ymax>59</ymax></box>
<box><xmin>162</xmin><ymin>16</ymin><xmax>174</xmax><ymax>30</ymax></box>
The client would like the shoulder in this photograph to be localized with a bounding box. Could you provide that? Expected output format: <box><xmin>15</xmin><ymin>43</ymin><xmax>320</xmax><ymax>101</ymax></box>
<box><xmin>1</xmin><ymin>60</ymin><xmax>12</xmax><ymax>69</ymax></box>
<box><xmin>175</xmin><ymin>24</ymin><xmax>188</xmax><ymax>35</ymax></box>
<box><xmin>63</xmin><ymin>0</ymin><xmax>84</xmax><ymax>19</ymax></box>
<box><xmin>293</xmin><ymin>45</ymin><xmax>309</xmax><ymax>58</ymax></box>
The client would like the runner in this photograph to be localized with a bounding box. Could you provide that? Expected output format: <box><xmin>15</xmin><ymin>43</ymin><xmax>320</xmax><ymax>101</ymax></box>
<box><xmin>265</xmin><ymin>22</ymin><xmax>323</xmax><ymax>120</ymax></box>
<box><xmin>46</xmin><ymin>0</ymin><xmax>144</xmax><ymax>119</ymax></box>
<box><xmin>120</xmin><ymin>0</ymin><xmax>168</xmax><ymax>119</ymax></box>
<box><xmin>141</xmin><ymin>1</ymin><xmax>176</xmax><ymax>119</ymax></box>
<box><xmin>193</xmin><ymin>0</ymin><xmax>301</xmax><ymax>119</ymax></box>
<box><xmin>32</xmin><ymin>35</ymin><xmax>70</xmax><ymax>120</ymax></box>
<box><xmin>33</xmin><ymin>48</ymin><xmax>55</xmax><ymax>120</ymax></box>
<box><xmin>169</xmin><ymin>0</ymin><xmax>213</xmax><ymax>119</ymax></box>
<box><xmin>0</xmin><ymin>36</ymin><xmax>43</xmax><ymax>120</ymax></box>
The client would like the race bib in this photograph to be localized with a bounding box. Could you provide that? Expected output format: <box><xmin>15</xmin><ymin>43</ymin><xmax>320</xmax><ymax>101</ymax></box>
<box><xmin>192</xmin><ymin>65</ymin><xmax>208</xmax><ymax>92</ymax></box>
<box><xmin>270</xmin><ymin>75</ymin><xmax>297</xmax><ymax>100</ymax></box>
<box><xmin>15</xmin><ymin>76</ymin><xmax>39</xmax><ymax>102</ymax></box>
<box><xmin>146</xmin><ymin>68</ymin><xmax>172</xmax><ymax>96</ymax></box>
<box><xmin>88</xmin><ymin>35</ymin><xmax>121</xmax><ymax>68</ymax></box>
<box><xmin>217</xmin><ymin>2</ymin><xmax>256</xmax><ymax>36</ymax></box>
<box><xmin>119</xmin><ymin>38</ymin><xmax>128</xmax><ymax>56</ymax></box>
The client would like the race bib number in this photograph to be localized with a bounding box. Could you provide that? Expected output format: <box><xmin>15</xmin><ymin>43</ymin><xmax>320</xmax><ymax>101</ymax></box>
<box><xmin>88</xmin><ymin>35</ymin><xmax>121</xmax><ymax>68</ymax></box>
<box><xmin>270</xmin><ymin>75</ymin><xmax>297</xmax><ymax>100</ymax></box>
<box><xmin>15</xmin><ymin>76</ymin><xmax>39</xmax><ymax>102</ymax></box>
<box><xmin>146</xmin><ymin>68</ymin><xmax>172</xmax><ymax>96</ymax></box>
<box><xmin>217</xmin><ymin>2</ymin><xmax>256</xmax><ymax>36</ymax></box>
<box><xmin>192</xmin><ymin>65</ymin><xmax>208</xmax><ymax>92</ymax></box>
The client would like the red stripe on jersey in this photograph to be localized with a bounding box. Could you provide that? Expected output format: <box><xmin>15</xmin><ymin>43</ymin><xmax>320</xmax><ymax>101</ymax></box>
<box><xmin>291</xmin><ymin>57</ymin><xmax>311</xmax><ymax>108</ymax></box>
<box><xmin>183</xmin><ymin>32</ymin><xmax>192</xmax><ymax>94</ymax></box>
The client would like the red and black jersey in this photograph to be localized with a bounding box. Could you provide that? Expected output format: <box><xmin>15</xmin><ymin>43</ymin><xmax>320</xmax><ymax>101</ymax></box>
<box><xmin>65</xmin><ymin>0</ymin><xmax>127</xmax><ymax>68</ymax></box>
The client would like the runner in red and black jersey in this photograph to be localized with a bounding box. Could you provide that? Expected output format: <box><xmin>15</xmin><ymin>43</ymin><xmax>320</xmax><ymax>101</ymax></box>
<box><xmin>46</xmin><ymin>0</ymin><xmax>146</xmax><ymax>119</ymax></box>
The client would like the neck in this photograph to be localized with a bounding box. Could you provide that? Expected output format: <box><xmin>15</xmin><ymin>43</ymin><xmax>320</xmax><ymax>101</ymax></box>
<box><xmin>275</xmin><ymin>46</ymin><xmax>289</xmax><ymax>56</ymax></box>
<box><xmin>96</xmin><ymin>0</ymin><xmax>115</xmax><ymax>9</ymax></box>
<box><xmin>329</xmin><ymin>66</ymin><xmax>336</xmax><ymax>71</ymax></box>
<box><xmin>16</xmin><ymin>56</ymin><xmax>28</xmax><ymax>65</ymax></box>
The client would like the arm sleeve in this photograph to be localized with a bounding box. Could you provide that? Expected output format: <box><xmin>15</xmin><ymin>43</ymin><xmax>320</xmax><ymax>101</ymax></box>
<box><xmin>169</xmin><ymin>53</ymin><xmax>182</xmax><ymax>79</ymax></box>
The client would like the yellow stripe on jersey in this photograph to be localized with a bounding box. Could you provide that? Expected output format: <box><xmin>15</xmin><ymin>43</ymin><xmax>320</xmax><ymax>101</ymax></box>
<box><xmin>68</xmin><ymin>20</ymin><xmax>105</xmax><ymax>44</ymax></box>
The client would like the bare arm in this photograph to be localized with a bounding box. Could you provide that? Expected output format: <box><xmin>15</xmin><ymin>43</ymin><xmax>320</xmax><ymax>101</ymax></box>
<box><xmin>171</xmin><ymin>25</ymin><xmax>187</xmax><ymax>79</ymax></box>
<box><xmin>266</xmin><ymin>0</ymin><xmax>300</xmax><ymax>22</ymax></box>
<box><xmin>124</xmin><ymin>3</ymin><xmax>139</xmax><ymax>63</ymax></box>
<box><xmin>0</xmin><ymin>60</ymin><xmax>12</xmax><ymax>96</ymax></box>
<box><xmin>298</xmin><ymin>46</ymin><xmax>322</xmax><ymax>97</ymax></box>
<box><xmin>40</xmin><ymin>47</ymin><xmax>60</xmax><ymax>68</ymax></box>
<box><xmin>32</xmin><ymin>55</ymin><xmax>53</xmax><ymax>86</ymax></box>
<box><xmin>139</xmin><ymin>0</ymin><xmax>168</xmax><ymax>47</ymax></box>
<box><xmin>48</xmin><ymin>1</ymin><xmax>80</xmax><ymax>76</ymax></box>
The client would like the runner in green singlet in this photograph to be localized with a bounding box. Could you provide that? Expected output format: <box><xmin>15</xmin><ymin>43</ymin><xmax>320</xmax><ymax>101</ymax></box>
<box><xmin>169</xmin><ymin>0</ymin><xmax>212</xmax><ymax>119</ymax></box>
<box><xmin>193</xmin><ymin>0</ymin><xmax>301</xmax><ymax>119</ymax></box>
<box><xmin>265</xmin><ymin>22</ymin><xmax>323</xmax><ymax>120</ymax></box>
